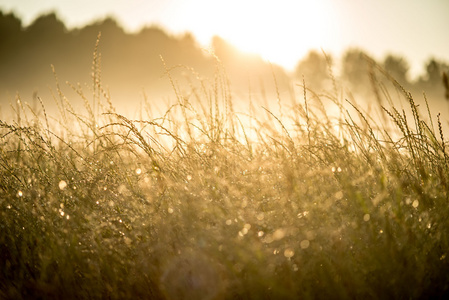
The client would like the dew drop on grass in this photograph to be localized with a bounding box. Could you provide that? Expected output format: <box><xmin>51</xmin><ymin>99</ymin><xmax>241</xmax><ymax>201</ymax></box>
<box><xmin>258</xmin><ymin>231</ymin><xmax>264</xmax><ymax>237</ymax></box>
<box><xmin>118</xmin><ymin>185</ymin><xmax>127</xmax><ymax>194</ymax></box>
<box><xmin>298</xmin><ymin>211</ymin><xmax>309</xmax><ymax>218</ymax></box>
<box><xmin>17</xmin><ymin>190</ymin><xmax>23</xmax><ymax>197</ymax></box>
<box><xmin>135</xmin><ymin>168</ymin><xmax>142</xmax><ymax>175</ymax></box>
<box><xmin>331</xmin><ymin>167</ymin><xmax>342</xmax><ymax>173</ymax></box>
<box><xmin>306</xmin><ymin>231</ymin><xmax>315</xmax><ymax>240</ymax></box>
<box><xmin>168</xmin><ymin>207</ymin><xmax>174</xmax><ymax>214</ymax></box>
<box><xmin>273</xmin><ymin>228</ymin><xmax>286</xmax><ymax>240</ymax></box>
<box><xmin>284</xmin><ymin>248</ymin><xmax>295</xmax><ymax>258</ymax></box>
<box><xmin>412</xmin><ymin>200</ymin><xmax>419</xmax><ymax>208</ymax></box>
<box><xmin>335</xmin><ymin>191</ymin><xmax>344</xmax><ymax>200</ymax></box>
<box><xmin>273</xmin><ymin>229</ymin><xmax>286</xmax><ymax>240</ymax></box>
<box><xmin>363</xmin><ymin>214</ymin><xmax>370</xmax><ymax>222</ymax></box>
<box><xmin>263</xmin><ymin>235</ymin><xmax>274</xmax><ymax>244</ymax></box>
<box><xmin>300</xmin><ymin>240</ymin><xmax>310</xmax><ymax>249</ymax></box>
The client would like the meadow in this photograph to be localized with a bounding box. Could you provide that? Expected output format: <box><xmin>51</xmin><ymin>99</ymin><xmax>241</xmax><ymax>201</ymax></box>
<box><xmin>1</xmin><ymin>45</ymin><xmax>449</xmax><ymax>299</ymax></box>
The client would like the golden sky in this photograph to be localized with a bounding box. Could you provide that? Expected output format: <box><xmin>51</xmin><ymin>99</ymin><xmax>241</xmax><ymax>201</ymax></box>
<box><xmin>1</xmin><ymin>0</ymin><xmax>448</xmax><ymax>78</ymax></box>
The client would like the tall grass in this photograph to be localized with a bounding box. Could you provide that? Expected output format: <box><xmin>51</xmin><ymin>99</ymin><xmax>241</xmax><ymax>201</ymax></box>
<box><xmin>1</xmin><ymin>47</ymin><xmax>448</xmax><ymax>299</ymax></box>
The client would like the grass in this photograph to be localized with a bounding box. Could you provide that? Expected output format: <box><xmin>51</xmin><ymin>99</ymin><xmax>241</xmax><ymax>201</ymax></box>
<box><xmin>1</xmin><ymin>47</ymin><xmax>449</xmax><ymax>299</ymax></box>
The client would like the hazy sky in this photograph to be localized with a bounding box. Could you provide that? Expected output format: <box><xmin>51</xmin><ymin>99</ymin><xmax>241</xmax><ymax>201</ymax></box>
<box><xmin>1</xmin><ymin>0</ymin><xmax>448</xmax><ymax>78</ymax></box>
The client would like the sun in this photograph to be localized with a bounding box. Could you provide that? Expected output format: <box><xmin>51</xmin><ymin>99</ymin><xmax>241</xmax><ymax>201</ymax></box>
<box><xmin>125</xmin><ymin>0</ymin><xmax>336</xmax><ymax>71</ymax></box>
<box><xmin>166</xmin><ymin>0</ymin><xmax>335</xmax><ymax>71</ymax></box>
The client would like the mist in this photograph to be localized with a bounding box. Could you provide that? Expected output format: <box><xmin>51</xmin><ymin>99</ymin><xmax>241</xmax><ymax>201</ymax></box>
<box><xmin>1</xmin><ymin>11</ymin><xmax>448</xmax><ymax>120</ymax></box>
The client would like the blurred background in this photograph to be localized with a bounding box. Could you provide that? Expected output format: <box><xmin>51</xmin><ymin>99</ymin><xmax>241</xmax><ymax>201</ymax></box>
<box><xmin>0</xmin><ymin>0</ymin><xmax>448</xmax><ymax>117</ymax></box>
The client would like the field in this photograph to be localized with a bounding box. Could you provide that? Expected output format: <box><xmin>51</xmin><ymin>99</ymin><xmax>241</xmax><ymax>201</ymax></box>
<box><xmin>1</xmin><ymin>50</ymin><xmax>449</xmax><ymax>299</ymax></box>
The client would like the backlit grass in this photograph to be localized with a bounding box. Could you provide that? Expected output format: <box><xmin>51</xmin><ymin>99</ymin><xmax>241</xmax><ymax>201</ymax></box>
<box><xmin>1</xmin><ymin>52</ymin><xmax>449</xmax><ymax>299</ymax></box>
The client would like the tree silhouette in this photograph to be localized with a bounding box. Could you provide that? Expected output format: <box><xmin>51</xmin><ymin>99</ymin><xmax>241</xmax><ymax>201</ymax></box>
<box><xmin>341</xmin><ymin>49</ymin><xmax>372</xmax><ymax>93</ymax></box>
<box><xmin>24</xmin><ymin>12</ymin><xmax>68</xmax><ymax>53</ymax></box>
<box><xmin>443</xmin><ymin>71</ymin><xmax>449</xmax><ymax>100</ymax></box>
<box><xmin>425</xmin><ymin>60</ymin><xmax>444</xmax><ymax>87</ymax></box>
<box><xmin>414</xmin><ymin>59</ymin><xmax>449</xmax><ymax>100</ymax></box>
<box><xmin>383</xmin><ymin>54</ymin><xmax>409</xmax><ymax>86</ymax></box>
<box><xmin>0</xmin><ymin>12</ymin><xmax>23</xmax><ymax>61</ymax></box>
<box><xmin>294</xmin><ymin>50</ymin><xmax>329</xmax><ymax>91</ymax></box>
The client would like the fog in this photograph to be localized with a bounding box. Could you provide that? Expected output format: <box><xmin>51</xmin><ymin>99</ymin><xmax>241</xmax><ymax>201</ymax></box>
<box><xmin>1</xmin><ymin>11</ymin><xmax>448</xmax><ymax>120</ymax></box>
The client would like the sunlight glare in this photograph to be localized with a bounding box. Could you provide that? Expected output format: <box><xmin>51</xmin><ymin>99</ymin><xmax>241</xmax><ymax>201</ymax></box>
<box><xmin>218</xmin><ymin>1</ymin><xmax>331</xmax><ymax>67</ymax></box>
<box><xmin>167</xmin><ymin>0</ymin><xmax>335</xmax><ymax>70</ymax></box>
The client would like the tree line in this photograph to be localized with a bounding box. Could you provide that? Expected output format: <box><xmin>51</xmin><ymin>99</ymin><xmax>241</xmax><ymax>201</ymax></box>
<box><xmin>296</xmin><ymin>49</ymin><xmax>448</xmax><ymax>99</ymax></box>
<box><xmin>0</xmin><ymin>10</ymin><xmax>448</xmax><ymax>112</ymax></box>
